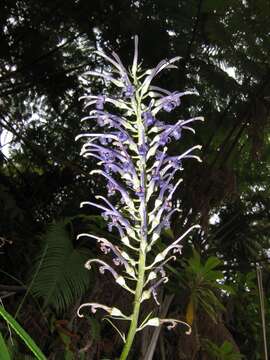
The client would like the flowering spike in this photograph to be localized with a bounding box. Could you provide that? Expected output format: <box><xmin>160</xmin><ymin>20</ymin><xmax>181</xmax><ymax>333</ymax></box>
<box><xmin>76</xmin><ymin>36</ymin><xmax>204</xmax><ymax>359</ymax></box>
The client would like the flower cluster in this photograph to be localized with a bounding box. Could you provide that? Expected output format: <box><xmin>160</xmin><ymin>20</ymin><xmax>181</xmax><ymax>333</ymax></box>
<box><xmin>76</xmin><ymin>36</ymin><xmax>203</xmax><ymax>355</ymax></box>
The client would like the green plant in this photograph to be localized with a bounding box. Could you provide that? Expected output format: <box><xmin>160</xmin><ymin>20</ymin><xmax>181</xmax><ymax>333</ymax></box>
<box><xmin>180</xmin><ymin>250</ymin><xmax>231</xmax><ymax>324</ymax></box>
<box><xmin>0</xmin><ymin>305</ymin><xmax>46</xmax><ymax>360</ymax></box>
<box><xmin>31</xmin><ymin>219</ymin><xmax>92</xmax><ymax>313</ymax></box>
<box><xmin>227</xmin><ymin>270</ymin><xmax>269</xmax><ymax>360</ymax></box>
<box><xmin>0</xmin><ymin>331</ymin><xmax>11</xmax><ymax>360</ymax></box>
<box><xmin>203</xmin><ymin>339</ymin><xmax>243</xmax><ymax>360</ymax></box>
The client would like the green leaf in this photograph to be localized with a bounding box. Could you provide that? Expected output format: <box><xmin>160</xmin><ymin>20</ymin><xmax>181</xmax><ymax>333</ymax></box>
<box><xmin>0</xmin><ymin>331</ymin><xmax>11</xmax><ymax>360</ymax></box>
<box><xmin>219</xmin><ymin>284</ymin><xmax>235</xmax><ymax>294</ymax></box>
<box><xmin>31</xmin><ymin>219</ymin><xmax>92</xmax><ymax>313</ymax></box>
<box><xmin>84</xmin><ymin>315</ymin><xmax>101</xmax><ymax>341</ymax></box>
<box><xmin>0</xmin><ymin>306</ymin><xmax>46</xmax><ymax>360</ymax></box>
<box><xmin>221</xmin><ymin>340</ymin><xmax>234</xmax><ymax>353</ymax></box>
<box><xmin>188</xmin><ymin>249</ymin><xmax>202</xmax><ymax>272</ymax></box>
<box><xmin>203</xmin><ymin>256</ymin><xmax>221</xmax><ymax>273</ymax></box>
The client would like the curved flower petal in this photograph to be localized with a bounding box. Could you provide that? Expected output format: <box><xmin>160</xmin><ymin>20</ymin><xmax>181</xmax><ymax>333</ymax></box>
<box><xmin>141</xmin><ymin>277</ymin><xmax>169</xmax><ymax>305</ymax></box>
<box><xmin>90</xmin><ymin>170</ymin><xmax>136</xmax><ymax>212</ymax></box>
<box><xmin>132</xmin><ymin>35</ymin><xmax>139</xmax><ymax>77</ymax></box>
<box><xmin>77</xmin><ymin>302</ymin><xmax>130</xmax><ymax>319</ymax></box>
<box><xmin>95</xmin><ymin>50</ymin><xmax>128</xmax><ymax>77</ymax></box>
<box><xmin>147</xmin><ymin>225</ymin><xmax>201</xmax><ymax>269</ymax></box>
<box><xmin>77</xmin><ymin>233</ymin><xmax>136</xmax><ymax>277</ymax></box>
<box><xmin>137</xmin><ymin>317</ymin><xmax>191</xmax><ymax>334</ymax></box>
<box><xmin>140</xmin><ymin>57</ymin><xmax>181</xmax><ymax>95</ymax></box>
<box><xmin>85</xmin><ymin>259</ymin><xmax>134</xmax><ymax>293</ymax></box>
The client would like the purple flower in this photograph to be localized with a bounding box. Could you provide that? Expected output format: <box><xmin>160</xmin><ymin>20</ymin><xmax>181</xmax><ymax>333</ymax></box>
<box><xmin>97</xmin><ymin>115</ymin><xmax>105</xmax><ymax>126</ymax></box>
<box><xmin>123</xmin><ymin>84</ymin><xmax>135</xmax><ymax>98</ymax></box>
<box><xmin>158</xmin><ymin>134</ymin><xmax>169</xmax><ymax>146</ymax></box>
<box><xmin>155</xmin><ymin>120</ymin><xmax>165</xmax><ymax>128</ymax></box>
<box><xmin>96</xmin><ymin>95</ymin><xmax>105</xmax><ymax>110</ymax></box>
<box><xmin>122</xmin><ymin>161</ymin><xmax>131</xmax><ymax>171</ymax></box>
<box><xmin>161</xmin><ymin>92</ymin><xmax>181</xmax><ymax>112</ymax></box>
<box><xmin>142</xmin><ymin>111</ymin><xmax>156</xmax><ymax>126</ymax></box>
<box><xmin>135</xmin><ymin>186</ymin><xmax>145</xmax><ymax>198</ymax></box>
<box><xmin>101</xmin><ymin>150</ymin><xmax>115</xmax><ymax>163</ymax></box>
<box><xmin>170</xmin><ymin>158</ymin><xmax>183</xmax><ymax>169</ymax></box>
<box><xmin>155</xmin><ymin>151</ymin><xmax>164</xmax><ymax>160</ymax></box>
<box><xmin>172</xmin><ymin>126</ymin><xmax>182</xmax><ymax>140</ymax></box>
<box><xmin>147</xmin><ymin>277</ymin><xmax>168</xmax><ymax>305</ymax></box>
<box><xmin>163</xmin><ymin>102</ymin><xmax>177</xmax><ymax>112</ymax></box>
<box><xmin>100</xmin><ymin>137</ymin><xmax>108</xmax><ymax>145</ymax></box>
<box><xmin>164</xmin><ymin>200</ymin><xmax>172</xmax><ymax>211</ymax></box>
<box><xmin>138</xmin><ymin>144</ymin><xmax>148</xmax><ymax>156</ymax></box>
<box><xmin>107</xmin><ymin>181</ymin><xmax>116</xmax><ymax>196</ymax></box>
<box><xmin>104</xmin><ymin>164</ymin><xmax>111</xmax><ymax>174</ymax></box>
<box><xmin>117</xmin><ymin>131</ymin><xmax>128</xmax><ymax>142</ymax></box>
<box><xmin>152</xmin><ymin>170</ymin><xmax>161</xmax><ymax>182</ymax></box>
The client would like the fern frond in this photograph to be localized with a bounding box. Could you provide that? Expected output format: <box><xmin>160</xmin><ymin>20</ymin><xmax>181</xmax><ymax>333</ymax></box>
<box><xmin>31</xmin><ymin>219</ymin><xmax>92</xmax><ymax>314</ymax></box>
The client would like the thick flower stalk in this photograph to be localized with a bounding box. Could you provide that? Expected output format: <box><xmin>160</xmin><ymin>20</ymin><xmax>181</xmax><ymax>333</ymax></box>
<box><xmin>76</xmin><ymin>36</ymin><xmax>203</xmax><ymax>359</ymax></box>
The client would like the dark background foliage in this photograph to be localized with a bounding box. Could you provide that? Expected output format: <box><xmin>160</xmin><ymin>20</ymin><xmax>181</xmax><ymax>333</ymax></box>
<box><xmin>0</xmin><ymin>1</ymin><xmax>270</xmax><ymax>359</ymax></box>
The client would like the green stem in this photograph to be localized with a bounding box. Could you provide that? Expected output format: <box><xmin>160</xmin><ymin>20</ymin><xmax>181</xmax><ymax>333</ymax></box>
<box><xmin>119</xmin><ymin>91</ymin><xmax>147</xmax><ymax>360</ymax></box>
<box><xmin>119</xmin><ymin>247</ymin><xmax>146</xmax><ymax>360</ymax></box>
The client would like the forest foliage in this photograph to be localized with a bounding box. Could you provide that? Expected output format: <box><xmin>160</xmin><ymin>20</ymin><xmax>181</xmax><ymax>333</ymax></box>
<box><xmin>0</xmin><ymin>0</ymin><xmax>270</xmax><ymax>359</ymax></box>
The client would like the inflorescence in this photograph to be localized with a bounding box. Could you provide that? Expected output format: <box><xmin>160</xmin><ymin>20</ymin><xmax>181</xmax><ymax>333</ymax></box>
<box><xmin>76</xmin><ymin>36</ymin><xmax>203</xmax><ymax>348</ymax></box>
